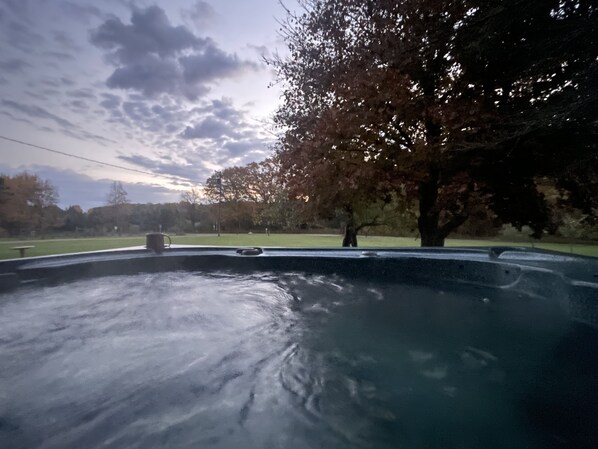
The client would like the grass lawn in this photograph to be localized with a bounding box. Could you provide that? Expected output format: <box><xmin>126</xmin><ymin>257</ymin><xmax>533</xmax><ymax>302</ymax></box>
<box><xmin>0</xmin><ymin>233</ymin><xmax>597</xmax><ymax>260</ymax></box>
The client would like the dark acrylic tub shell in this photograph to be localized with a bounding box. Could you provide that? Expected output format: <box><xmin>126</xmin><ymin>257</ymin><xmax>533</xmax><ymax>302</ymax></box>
<box><xmin>1</xmin><ymin>246</ymin><xmax>597</xmax><ymax>327</ymax></box>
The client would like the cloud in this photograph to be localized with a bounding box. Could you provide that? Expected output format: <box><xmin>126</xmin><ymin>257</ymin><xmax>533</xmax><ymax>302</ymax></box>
<box><xmin>1</xmin><ymin>0</ymin><xmax>32</xmax><ymax>21</ymax></box>
<box><xmin>4</xmin><ymin>20</ymin><xmax>44</xmax><ymax>52</ymax></box>
<box><xmin>25</xmin><ymin>91</ymin><xmax>48</xmax><ymax>101</ymax></box>
<box><xmin>224</xmin><ymin>140</ymin><xmax>264</xmax><ymax>157</ymax></box>
<box><xmin>90</xmin><ymin>6</ymin><xmax>200</xmax><ymax>62</ymax></box>
<box><xmin>67</xmin><ymin>88</ymin><xmax>96</xmax><ymax>99</ymax></box>
<box><xmin>90</xmin><ymin>5</ymin><xmax>258</xmax><ymax>99</ymax></box>
<box><xmin>52</xmin><ymin>30</ymin><xmax>82</xmax><ymax>52</ymax></box>
<box><xmin>59</xmin><ymin>1</ymin><xmax>105</xmax><ymax>22</ymax></box>
<box><xmin>194</xmin><ymin>97</ymin><xmax>243</xmax><ymax>124</ymax></box>
<box><xmin>0</xmin><ymin>57</ymin><xmax>31</xmax><ymax>73</ymax></box>
<box><xmin>0</xmin><ymin>110</ymin><xmax>35</xmax><ymax>126</ymax></box>
<box><xmin>68</xmin><ymin>100</ymin><xmax>89</xmax><ymax>110</ymax></box>
<box><xmin>2</xmin><ymin>99</ymin><xmax>76</xmax><ymax>129</ymax></box>
<box><xmin>180</xmin><ymin>44</ymin><xmax>257</xmax><ymax>83</ymax></box>
<box><xmin>117</xmin><ymin>153</ymin><xmax>201</xmax><ymax>183</ymax></box>
<box><xmin>40</xmin><ymin>89</ymin><xmax>62</xmax><ymax>98</ymax></box>
<box><xmin>248</xmin><ymin>44</ymin><xmax>271</xmax><ymax>59</ymax></box>
<box><xmin>0</xmin><ymin>164</ymin><xmax>180</xmax><ymax>209</ymax></box>
<box><xmin>99</xmin><ymin>93</ymin><xmax>121</xmax><ymax>110</ymax></box>
<box><xmin>60</xmin><ymin>77</ymin><xmax>76</xmax><ymax>86</ymax></box>
<box><xmin>105</xmin><ymin>54</ymin><xmax>205</xmax><ymax>98</ymax></box>
<box><xmin>1</xmin><ymin>99</ymin><xmax>115</xmax><ymax>146</ymax></box>
<box><xmin>43</xmin><ymin>51</ymin><xmax>76</xmax><ymax>61</ymax></box>
<box><xmin>182</xmin><ymin>1</ymin><xmax>217</xmax><ymax>28</ymax></box>
<box><xmin>182</xmin><ymin>116</ymin><xmax>240</xmax><ymax>140</ymax></box>
<box><xmin>123</xmin><ymin>100</ymin><xmax>152</xmax><ymax>121</ymax></box>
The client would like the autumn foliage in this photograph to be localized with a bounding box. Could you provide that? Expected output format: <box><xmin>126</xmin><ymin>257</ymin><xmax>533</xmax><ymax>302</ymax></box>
<box><xmin>270</xmin><ymin>0</ymin><xmax>597</xmax><ymax>246</ymax></box>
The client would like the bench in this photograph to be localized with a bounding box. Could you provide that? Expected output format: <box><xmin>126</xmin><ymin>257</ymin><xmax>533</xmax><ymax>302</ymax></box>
<box><xmin>11</xmin><ymin>245</ymin><xmax>35</xmax><ymax>258</ymax></box>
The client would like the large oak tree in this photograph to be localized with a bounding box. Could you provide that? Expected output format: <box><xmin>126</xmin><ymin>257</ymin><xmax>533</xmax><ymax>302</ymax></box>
<box><xmin>271</xmin><ymin>0</ymin><xmax>597</xmax><ymax>246</ymax></box>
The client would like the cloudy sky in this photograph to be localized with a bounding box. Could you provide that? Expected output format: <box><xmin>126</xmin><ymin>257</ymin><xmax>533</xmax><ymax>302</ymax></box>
<box><xmin>0</xmin><ymin>0</ymin><xmax>297</xmax><ymax>209</ymax></box>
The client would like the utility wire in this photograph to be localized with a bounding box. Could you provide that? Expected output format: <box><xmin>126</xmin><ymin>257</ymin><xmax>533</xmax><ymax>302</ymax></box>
<box><xmin>0</xmin><ymin>134</ymin><xmax>201</xmax><ymax>185</ymax></box>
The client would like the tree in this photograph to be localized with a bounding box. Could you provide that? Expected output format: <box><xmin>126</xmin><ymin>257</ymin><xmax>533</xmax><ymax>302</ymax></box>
<box><xmin>105</xmin><ymin>181</ymin><xmax>130</xmax><ymax>233</ymax></box>
<box><xmin>62</xmin><ymin>205</ymin><xmax>87</xmax><ymax>232</ymax></box>
<box><xmin>271</xmin><ymin>0</ymin><xmax>597</xmax><ymax>246</ymax></box>
<box><xmin>0</xmin><ymin>173</ymin><xmax>60</xmax><ymax>236</ymax></box>
<box><xmin>203</xmin><ymin>158</ymin><xmax>306</xmax><ymax>233</ymax></box>
<box><xmin>106</xmin><ymin>181</ymin><xmax>129</xmax><ymax>206</ymax></box>
<box><xmin>180</xmin><ymin>187</ymin><xmax>203</xmax><ymax>231</ymax></box>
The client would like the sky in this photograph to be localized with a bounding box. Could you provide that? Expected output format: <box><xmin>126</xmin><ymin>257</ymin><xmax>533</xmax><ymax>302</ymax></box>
<box><xmin>0</xmin><ymin>0</ymin><xmax>298</xmax><ymax>209</ymax></box>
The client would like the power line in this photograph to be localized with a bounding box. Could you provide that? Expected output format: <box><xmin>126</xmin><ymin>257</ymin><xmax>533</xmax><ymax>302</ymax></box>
<box><xmin>0</xmin><ymin>134</ymin><xmax>202</xmax><ymax>185</ymax></box>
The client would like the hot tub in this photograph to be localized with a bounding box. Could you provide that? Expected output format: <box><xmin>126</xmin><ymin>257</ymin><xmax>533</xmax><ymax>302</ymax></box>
<box><xmin>1</xmin><ymin>246</ymin><xmax>597</xmax><ymax>448</ymax></box>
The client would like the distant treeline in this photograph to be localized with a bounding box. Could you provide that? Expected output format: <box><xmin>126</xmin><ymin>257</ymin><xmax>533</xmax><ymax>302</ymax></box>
<box><xmin>1</xmin><ymin>171</ymin><xmax>596</xmax><ymax>243</ymax></box>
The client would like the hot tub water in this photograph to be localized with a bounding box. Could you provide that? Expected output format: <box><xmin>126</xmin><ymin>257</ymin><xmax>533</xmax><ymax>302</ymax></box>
<box><xmin>0</xmin><ymin>271</ymin><xmax>596</xmax><ymax>448</ymax></box>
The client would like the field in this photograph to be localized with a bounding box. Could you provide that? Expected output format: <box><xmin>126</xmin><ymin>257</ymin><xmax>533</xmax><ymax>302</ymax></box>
<box><xmin>1</xmin><ymin>233</ymin><xmax>597</xmax><ymax>260</ymax></box>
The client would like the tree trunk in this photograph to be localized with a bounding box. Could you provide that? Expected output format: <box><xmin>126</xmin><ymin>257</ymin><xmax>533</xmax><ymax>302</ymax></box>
<box><xmin>342</xmin><ymin>208</ymin><xmax>358</xmax><ymax>247</ymax></box>
<box><xmin>417</xmin><ymin>166</ymin><xmax>472</xmax><ymax>247</ymax></box>
<box><xmin>342</xmin><ymin>224</ymin><xmax>358</xmax><ymax>247</ymax></box>
<box><xmin>417</xmin><ymin>166</ymin><xmax>446</xmax><ymax>247</ymax></box>
<box><xmin>419</xmin><ymin>225</ymin><xmax>446</xmax><ymax>246</ymax></box>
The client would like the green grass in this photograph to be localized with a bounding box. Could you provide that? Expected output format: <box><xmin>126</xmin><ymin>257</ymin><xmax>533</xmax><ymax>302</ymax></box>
<box><xmin>1</xmin><ymin>233</ymin><xmax>597</xmax><ymax>260</ymax></box>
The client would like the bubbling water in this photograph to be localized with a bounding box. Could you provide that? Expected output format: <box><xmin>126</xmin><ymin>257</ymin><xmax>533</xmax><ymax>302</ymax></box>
<box><xmin>0</xmin><ymin>271</ymin><xmax>596</xmax><ymax>448</ymax></box>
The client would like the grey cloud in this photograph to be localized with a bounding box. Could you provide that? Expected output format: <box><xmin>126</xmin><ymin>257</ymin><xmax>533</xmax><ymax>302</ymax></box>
<box><xmin>181</xmin><ymin>116</ymin><xmax>239</xmax><ymax>140</ymax></box>
<box><xmin>123</xmin><ymin>101</ymin><xmax>152</xmax><ymax>121</ymax></box>
<box><xmin>39</xmin><ymin>77</ymin><xmax>75</xmax><ymax>89</ymax></box>
<box><xmin>61</xmin><ymin>77</ymin><xmax>75</xmax><ymax>86</ymax></box>
<box><xmin>149</xmin><ymin>103</ymin><xmax>186</xmax><ymax>124</ymax></box>
<box><xmin>98</xmin><ymin>94</ymin><xmax>126</xmax><ymax>124</ymax></box>
<box><xmin>25</xmin><ymin>91</ymin><xmax>47</xmax><ymax>101</ymax></box>
<box><xmin>165</xmin><ymin>123</ymin><xmax>180</xmax><ymax>134</ymax></box>
<box><xmin>90</xmin><ymin>6</ymin><xmax>257</xmax><ymax>100</ymax></box>
<box><xmin>5</xmin><ymin>20</ymin><xmax>44</xmax><ymax>52</ymax></box>
<box><xmin>0</xmin><ymin>111</ymin><xmax>67</xmax><ymax>137</ymax></box>
<box><xmin>2</xmin><ymin>99</ymin><xmax>76</xmax><ymax>129</ymax></box>
<box><xmin>1</xmin><ymin>99</ymin><xmax>115</xmax><ymax>147</ymax></box>
<box><xmin>0</xmin><ymin>57</ymin><xmax>31</xmax><ymax>73</ymax></box>
<box><xmin>224</xmin><ymin>140</ymin><xmax>263</xmax><ymax>157</ymax></box>
<box><xmin>60</xmin><ymin>1</ymin><xmax>105</xmax><ymax>22</ymax></box>
<box><xmin>44</xmin><ymin>51</ymin><xmax>75</xmax><ymax>61</ymax></box>
<box><xmin>121</xmin><ymin>99</ymin><xmax>190</xmax><ymax>133</ymax></box>
<box><xmin>45</xmin><ymin>61</ymin><xmax>60</xmax><ymax>69</ymax></box>
<box><xmin>100</xmin><ymin>93</ymin><xmax>121</xmax><ymax>110</ymax></box>
<box><xmin>52</xmin><ymin>31</ymin><xmax>82</xmax><ymax>51</ymax></box>
<box><xmin>248</xmin><ymin>44</ymin><xmax>271</xmax><ymax>59</ymax></box>
<box><xmin>183</xmin><ymin>1</ymin><xmax>217</xmax><ymax>27</ymax></box>
<box><xmin>0</xmin><ymin>110</ymin><xmax>35</xmax><ymax>126</ymax></box>
<box><xmin>90</xmin><ymin>6</ymin><xmax>200</xmax><ymax>63</ymax></box>
<box><xmin>67</xmin><ymin>88</ymin><xmax>96</xmax><ymax>99</ymax></box>
<box><xmin>40</xmin><ymin>78</ymin><xmax>61</xmax><ymax>87</ymax></box>
<box><xmin>151</xmin><ymin>104</ymin><xmax>172</xmax><ymax>119</ymax></box>
<box><xmin>41</xmin><ymin>88</ymin><xmax>62</xmax><ymax>97</ymax></box>
<box><xmin>127</xmin><ymin>93</ymin><xmax>147</xmax><ymax>102</ymax></box>
<box><xmin>104</xmin><ymin>54</ymin><xmax>199</xmax><ymax>98</ymax></box>
<box><xmin>180</xmin><ymin>44</ymin><xmax>257</xmax><ymax>83</ymax></box>
<box><xmin>80</xmin><ymin>129</ymin><xmax>115</xmax><ymax>145</ymax></box>
<box><xmin>60</xmin><ymin>127</ymin><xmax>114</xmax><ymax>147</ymax></box>
<box><xmin>2</xmin><ymin>0</ymin><xmax>32</xmax><ymax>21</ymax></box>
<box><xmin>196</xmin><ymin>98</ymin><xmax>243</xmax><ymax>124</ymax></box>
<box><xmin>117</xmin><ymin>154</ymin><xmax>201</xmax><ymax>183</ymax></box>
<box><xmin>69</xmin><ymin>100</ymin><xmax>89</xmax><ymax>110</ymax></box>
